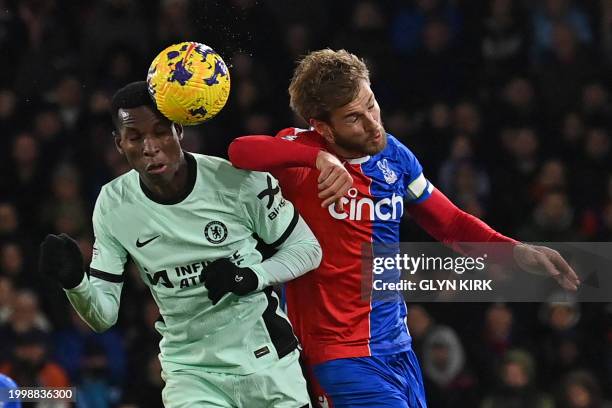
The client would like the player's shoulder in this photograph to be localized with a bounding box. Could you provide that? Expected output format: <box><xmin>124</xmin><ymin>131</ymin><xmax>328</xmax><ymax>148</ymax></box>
<box><xmin>192</xmin><ymin>151</ymin><xmax>238</xmax><ymax>176</ymax></box>
<box><xmin>190</xmin><ymin>152</ymin><xmax>276</xmax><ymax>195</ymax></box>
<box><xmin>237</xmin><ymin>168</ymin><xmax>280</xmax><ymax>200</ymax></box>
<box><xmin>191</xmin><ymin>152</ymin><xmax>253</xmax><ymax>185</ymax></box>
<box><xmin>275</xmin><ymin>127</ymin><xmax>326</xmax><ymax>148</ymax></box>
<box><xmin>370</xmin><ymin>133</ymin><xmax>424</xmax><ymax>178</ymax></box>
<box><xmin>95</xmin><ymin>170</ymin><xmax>139</xmax><ymax>216</ymax></box>
<box><xmin>384</xmin><ymin>133</ymin><xmax>410</xmax><ymax>153</ymax></box>
<box><xmin>379</xmin><ymin>133</ymin><xmax>419</xmax><ymax>160</ymax></box>
<box><xmin>275</xmin><ymin>127</ymin><xmax>310</xmax><ymax>139</ymax></box>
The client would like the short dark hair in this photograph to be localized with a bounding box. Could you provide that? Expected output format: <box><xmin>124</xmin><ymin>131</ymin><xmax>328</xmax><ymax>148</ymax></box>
<box><xmin>110</xmin><ymin>81</ymin><xmax>166</xmax><ymax>130</ymax></box>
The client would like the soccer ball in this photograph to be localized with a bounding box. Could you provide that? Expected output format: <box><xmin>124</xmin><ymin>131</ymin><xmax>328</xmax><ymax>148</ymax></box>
<box><xmin>146</xmin><ymin>42</ymin><xmax>231</xmax><ymax>125</ymax></box>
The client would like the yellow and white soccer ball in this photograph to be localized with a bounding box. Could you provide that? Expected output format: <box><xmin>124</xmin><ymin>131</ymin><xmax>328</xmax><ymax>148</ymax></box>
<box><xmin>147</xmin><ymin>42</ymin><xmax>231</xmax><ymax>125</ymax></box>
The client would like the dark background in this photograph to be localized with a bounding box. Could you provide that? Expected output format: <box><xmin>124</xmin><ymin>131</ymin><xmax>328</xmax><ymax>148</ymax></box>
<box><xmin>0</xmin><ymin>0</ymin><xmax>611</xmax><ymax>407</ymax></box>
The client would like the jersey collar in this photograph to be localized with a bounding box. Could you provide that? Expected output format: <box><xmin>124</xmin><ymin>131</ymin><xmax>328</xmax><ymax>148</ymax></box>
<box><xmin>345</xmin><ymin>156</ymin><xmax>370</xmax><ymax>164</ymax></box>
<box><xmin>139</xmin><ymin>151</ymin><xmax>197</xmax><ymax>205</ymax></box>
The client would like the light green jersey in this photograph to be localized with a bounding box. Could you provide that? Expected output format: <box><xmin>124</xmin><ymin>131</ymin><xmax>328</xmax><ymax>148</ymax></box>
<box><xmin>88</xmin><ymin>152</ymin><xmax>303</xmax><ymax>374</ymax></box>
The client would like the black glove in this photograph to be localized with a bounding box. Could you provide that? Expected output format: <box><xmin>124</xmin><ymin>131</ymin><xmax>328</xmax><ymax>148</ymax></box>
<box><xmin>39</xmin><ymin>233</ymin><xmax>85</xmax><ymax>289</ymax></box>
<box><xmin>203</xmin><ymin>258</ymin><xmax>258</xmax><ymax>305</ymax></box>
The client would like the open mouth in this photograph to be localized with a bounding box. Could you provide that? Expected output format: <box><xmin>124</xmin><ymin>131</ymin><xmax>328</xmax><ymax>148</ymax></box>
<box><xmin>146</xmin><ymin>163</ymin><xmax>168</xmax><ymax>174</ymax></box>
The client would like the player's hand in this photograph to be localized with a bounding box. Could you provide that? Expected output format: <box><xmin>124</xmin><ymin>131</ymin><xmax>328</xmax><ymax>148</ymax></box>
<box><xmin>315</xmin><ymin>151</ymin><xmax>353</xmax><ymax>211</ymax></box>
<box><xmin>39</xmin><ymin>233</ymin><xmax>85</xmax><ymax>289</ymax></box>
<box><xmin>203</xmin><ymin>258</ymin><xmax>258</xmax><ymax>305</ymax></box>
<box><xmin>513</xmin><ymin>244</ymin><xmax>580</xmax><ymax>291</ymax></box>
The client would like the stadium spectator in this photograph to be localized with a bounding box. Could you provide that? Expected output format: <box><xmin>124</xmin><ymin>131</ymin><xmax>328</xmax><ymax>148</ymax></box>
<box><xmin>480</xmin><ymin>0</ymin><xmax>530</xmax><ymax>88</ymax></box>
<box><xmin>531</xmin><ymin>0</ymin><xmax>593</xmax><ymax>61</ymax></box>
<box><xmin>422</xmin><ymin>325</ymin><xmax>479</xmax><ymax>408</ymax></box>
<box><xmin>391</xmin><ymin>0</ymin><xmax>463</xmax><ymax>56</ymax></box>
<box><xmin>492</xmin><ymin>126</ymin><xmax>541</xmax><ymax>231</ymax></box>
<box><xmin>0</xmin><ymin>276</ymin><xmax>13</xmax><ymax>325</ymax></box>
<box><xmin>471</xmin><ymin>303</ymin><xmax>532</xmax><ymax>389</ymax></box>
<box><xmin>75</xmin><ymin>343</ymin><xmax>120</xmax><ymax>408</ymax></box>
<box><xmin>40</xmin><ymin>163</ymin><xmax>90</xmax><ymax>237</ymax></box>
<box><xmin>581</xmin><ymin>82</ymin><xmax>611</xmax><ymax>128</ymax></box>
<box><xmin>155</xmin><ymin>0</ymin><xmax>196</xmax><ymax>51</ymax></box>
<box><xmin>53</xmin><ymin>309</ymin><xmax>125</xmax><ymax>384</ymax></box>
<box><xmin>0</xmin><ymin>243</ymin><xmax>32</xmax><ymax>289</ymax></box>
<box><xmin>406</xmin><ymin>304</ymin><xmax>435</xmax><ymax>357</ymax></box>
<box><xmin>530</xmin><ymin>159</ymin><xmax>567</xmax><ymax>203</ymax></box>
<box><xmin>407</xmin><ymin>18</ymin><xmax>466</xmax><ymax>105</ymax></box>
<box><xmin>556</xmin><ymin>370</ymin><xmax>612</xmax><ymax>408</ymax></box>
<box><xmin>0</xmin><ymin>328</ymin><xmax>70</xmax><ymax>389</ymax></box>
<box><xmin>3</xmin><ymin>132</ymin><xmax>48</xmax><ymax>231</ymax></box>
<box><xmin>518</xmin><ymin>190</ymin><xmax>580</xmax><ymax>241</ymax></box>
<box><xmin>480</xmin><ymin>349</ymin><xmax>553</xmax><ymax>408</ymax></box>
<box><xmin>438</xmin><ymin>135</ymin><xmax>491</xmax><ymax>217</ymax></box>
<box><xmin>495</xmin><ymin>76</ymin><xmax>541</xmax><ymax>129</ymax></box>
<box><xmin>0</xmin><ymin>202</ymin><xmax>20</xmax><ymax>240</ymax></box>
<box><xmin>538</xmin><ymin>294</ymin><xmax>600</xmax><ymax>388</ymax></box>
<box><xmin>537</xmin><ymin>21</ymin><xmax>596</xmax><ymax>119</ymax></box>
<box><xmin>558</xmin><ymin>111</ymin><xmax>586</xmax><ymax>165</ymax></box>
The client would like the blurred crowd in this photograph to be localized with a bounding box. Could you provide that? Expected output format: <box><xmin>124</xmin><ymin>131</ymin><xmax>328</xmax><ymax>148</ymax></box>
<box><xmin>0</xmin><ymin>0</ymin><xmax>611</xmax><ymax>407</ymax></box>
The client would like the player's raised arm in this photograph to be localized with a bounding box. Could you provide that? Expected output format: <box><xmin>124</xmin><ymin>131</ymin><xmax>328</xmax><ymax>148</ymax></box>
<box><xmin>228</xmin><ymin>134</ymin><xmax>320</xmax><ymax>171</ymax></box>
<box><xmin>407</xmin><ymin>185</ymin><xmax>580</xmax><ymax>291</ymax></box>
<box><xmin>39</xmin><ymin>234</ymin><xmax>123</xmax><ymax>333</ymax></box>
<box><xmin>39</xmin><ymin>192</ymin><xmax>127</xmax><ymax>332</ymax></box>
<box><xmin>407</xmin><ymin>186</ymin><xmax>518</xmax><ymax>245</ymax></box>
<box><xmin>229</xmin><ymin>129</ymin><xmax>353</xmax><ymax>210</ymax></box>
<box><xmin>62</xmin><ymin>267</ymin><xmax>123</xmax><ymax>333</ymax></box>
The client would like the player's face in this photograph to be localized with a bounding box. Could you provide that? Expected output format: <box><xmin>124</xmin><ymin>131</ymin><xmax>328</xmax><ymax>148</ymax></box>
<box><xmin>115</xmin><ymin>106</ymin><xmax>183</xmax><ymax>184</ymax></box>
<box><xmin>314</xmin><ymin>79</ymin><xmax>387</xmax><ymax>158</ymax></box>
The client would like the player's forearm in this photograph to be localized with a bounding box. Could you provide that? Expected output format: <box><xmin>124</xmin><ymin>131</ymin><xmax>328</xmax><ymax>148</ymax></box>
<box><xmin>250</xmin><ymin>217</ymin><xmax>322</xmax><ymax>289</ymax></box>
<box><xmin>229</xmin><ymin>136</ymin><xmax>320</xmax><ymax>170</ymax></box>
<box><xmin>64</xmin><ymin>273</ymin><xmax>122</xmax><ymax>333</ymax></box>
<box><xmin>409</xmin><ymin>189</ymin><xmax>516</xmax><ymax>243</ymax></box>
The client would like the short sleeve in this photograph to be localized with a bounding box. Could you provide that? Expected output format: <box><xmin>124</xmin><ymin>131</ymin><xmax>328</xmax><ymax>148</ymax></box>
<box><xmin>90</xmin><ymin>190</ymin><xmax>128</xmax><ymax>276</ymax></box>
<box><xmin>239</xmin><ymin>171</ymin><xmax>299</xmax><ymax>247</ymax></box>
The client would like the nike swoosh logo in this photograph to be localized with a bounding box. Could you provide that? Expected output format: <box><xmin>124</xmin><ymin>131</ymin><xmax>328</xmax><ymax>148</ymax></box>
<box><xmin>136</xmin><ymin>235</ymin><xmax>161</xmax><ymax>248</ymax></box>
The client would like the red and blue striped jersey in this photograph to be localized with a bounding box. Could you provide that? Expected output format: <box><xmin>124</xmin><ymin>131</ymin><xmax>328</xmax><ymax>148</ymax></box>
<box><xmin>271</xmin><ymin>128</ymin><xmax>433</xmax><ymax>365</ymax></box>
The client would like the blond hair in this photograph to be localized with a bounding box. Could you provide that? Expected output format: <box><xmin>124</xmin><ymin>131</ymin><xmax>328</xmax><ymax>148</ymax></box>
<box><xmin>289</xmin><ymin>49</ymin><xmax>370</xmax><ymax>122</ymax></box>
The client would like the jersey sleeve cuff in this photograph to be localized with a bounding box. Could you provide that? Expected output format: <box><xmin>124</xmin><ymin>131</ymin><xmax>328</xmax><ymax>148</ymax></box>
<box><xmin>64</xmin><ymin>274</ymin><xmax>89</xmax><ymax>294</ymax></box>
<box><xmin>248</xmin><ymin>264</ymin><xmax>270</xmax><ymax>291</ymax></box>
<box><xmin>89</xmin><ymin>268</ymin><xmax>125</xmax><ymax>283</ymax></box>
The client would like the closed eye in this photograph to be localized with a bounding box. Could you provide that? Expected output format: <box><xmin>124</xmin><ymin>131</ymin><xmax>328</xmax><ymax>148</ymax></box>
<box><xmin>341</xmin><ymin>113</ymin><xmax>359</xmax><ymax>124</ymax></box>
<box><xmin>125</xmin><ymin>130</ymin><xmax>141</xmax><ymax>141</ymax></box>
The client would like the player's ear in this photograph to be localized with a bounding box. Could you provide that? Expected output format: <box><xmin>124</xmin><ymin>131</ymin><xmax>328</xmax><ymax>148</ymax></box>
<box><xmin>113</xmin><ymin>130</ymin><xmax>124</xmax><ymax>155</ymax></box>
<box><xmin>310</xmin><ymin>118</ymin><xmax>333</xmax><ymax>144</ymax></box>
<box><xmin>172</xmin><ymin>123</ymin><xmax>183</xmax><ymax>140</ymax></box>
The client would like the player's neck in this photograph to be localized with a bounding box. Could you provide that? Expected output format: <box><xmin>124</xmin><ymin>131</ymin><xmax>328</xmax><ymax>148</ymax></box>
<box><xmin>140</xmin><ymin>154</ymin><xmax>191</xmax><ymax>202</ymax></box>
<box><xmin>326</xmin><ymin>142</ymin><xmax>368</xmax><ymax>160</ymax></box>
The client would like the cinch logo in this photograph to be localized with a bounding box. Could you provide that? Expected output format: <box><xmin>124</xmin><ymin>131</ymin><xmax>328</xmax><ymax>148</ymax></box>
<box><xmin>328</xmin><ymin>188</ymin><xmax>404</xmax><ymax>220</ymax></box>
